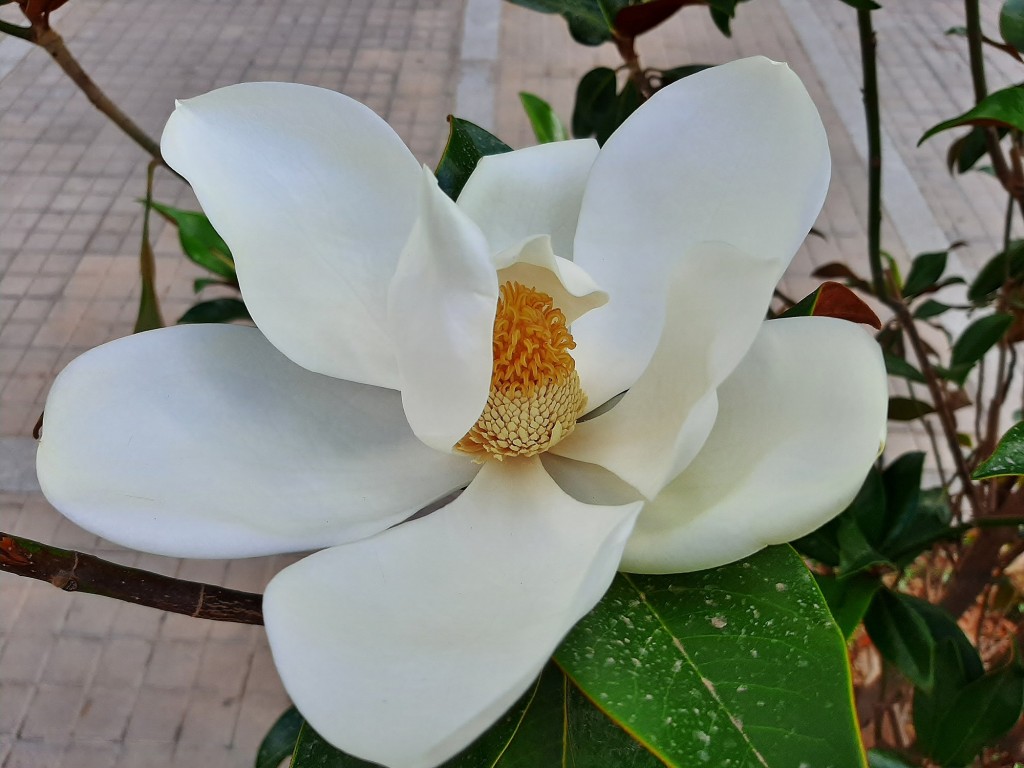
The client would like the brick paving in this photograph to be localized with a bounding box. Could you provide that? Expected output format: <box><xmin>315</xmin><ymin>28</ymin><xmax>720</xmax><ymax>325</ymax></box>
<box><xmin>0</xmin><ymin>0</ymin><xmax>1017</xmax><ymax>766</ymax></box>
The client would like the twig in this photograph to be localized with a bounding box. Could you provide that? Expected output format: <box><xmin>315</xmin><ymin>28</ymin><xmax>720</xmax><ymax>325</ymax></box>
<box><xmin>612</xmin><ymin>34</ymin><xmax>653</xmax><ymax>99</ymax></box>
<box><xmin>0</xmin><ymin>532</ymin><xmax>264</xmax><ymax>624</ymax></box>
<box><xmin>857</xmin><ymin>8</ymin><xmax>886</xmax><ymax>301</ymax></box>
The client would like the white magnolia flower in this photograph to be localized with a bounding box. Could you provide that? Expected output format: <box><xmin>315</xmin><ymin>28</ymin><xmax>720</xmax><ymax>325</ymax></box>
<box><xmin>37</xmin><ymin>57</ymin><xmax>886</xmax><ymax>768</ymax></box>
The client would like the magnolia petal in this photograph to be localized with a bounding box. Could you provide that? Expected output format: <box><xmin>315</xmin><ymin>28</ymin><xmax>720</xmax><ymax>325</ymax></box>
<box><xmin>494</xmin><ymin>235</ymin><xmax>607</xmax><ymax>324</ymax></box>
<box><xmin>389</xmin><ymin>168</ymin><xmax>497</xmax><ymax>453</ymax></box>
<box><xmin>621</xmin><ymin>317</ymin><xmax>888</xmax><ymax>574</ymax></box>
<box><xmin>161</xmin><ymin>82</ymin><xmax>422</xmax><ymax>388</ymax></box>
<box><xmin>36</xmin><ymin>325</ymin><xmax>478</xmax><ymax>559</ymax></box>
<box><xmin>571</xmin><ymin>57</ymin><xmax>830</xmax><ymax>407</ymax></box>
<box><xmin>552</xmin><ymin>241</ymin><xmax>777</xmax><ymax>500</ymax></box>
<box><xmin>263</xmin><ymin>457</ymin><xmax>641</xmax><ymax>768</ymax></box>
<box><xmin>457</xmin><ymin>139</ymin><xmax>599</xmax><ymax>259</ymax></box>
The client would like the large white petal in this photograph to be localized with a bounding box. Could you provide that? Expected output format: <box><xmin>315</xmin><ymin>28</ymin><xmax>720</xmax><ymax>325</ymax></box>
<box><xmin>621</xmin><ymin>317</ymin><xmax>887</xmax><ymax>574</ymax></box>
<box><xmin>457</xmin><ymin>139</ymin><xmax>599</xmax><ymax>258</ymax></box>
<box><xmin>388</xmin><ymin>169</ymin><xmax>497</xmax><ymax>453</ymax></box>
<box><xmin>263</xmin><ymin>457</ymin><xmax>641</xmax><ymax>768</ymax></box>
<box><xmin>161</xmin><ymin>82</ymin><xmax>422</xmax><ymax>388</ymax></box>
<box><xmin>36</xmin><ymin>325</ymin><xmax>478</xmax><ymax>559</ymax></box>
<box><xmin>571</xmin><ymin>57</ymin><xmax>830</xmax><ymax>407</ymax></box>
<box><xmin>552</xmin><ymin>241</ymin><xmax>777</xmax><ymax>499</ymax></box>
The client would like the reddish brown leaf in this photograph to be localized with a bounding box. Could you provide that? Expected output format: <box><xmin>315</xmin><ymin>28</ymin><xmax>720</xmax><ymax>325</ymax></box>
<box><xmin>614</xmin><ymin>0</ymin><xmax>702</xmax><ymax>37</ymax></box>
<box><xmin>813</xmin><ymin>281</ymin><xmax>882</xmax><ymax>329</ymax></box>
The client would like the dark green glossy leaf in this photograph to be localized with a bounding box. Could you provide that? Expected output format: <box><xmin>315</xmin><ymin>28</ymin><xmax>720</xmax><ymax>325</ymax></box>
<box><xmin>901</xmin><ymin>595</ymin><xmax>983</xmax><ymax>682</ymax></box>
<box><xmin>559</xmin><ymin>546</ymin><xmax>865</xmax><ymax>766</ymax></box>
<box><xmin>839</xmin><ymin>0</ymin><xmax>881</xmax><ymax>8</ymax></box>
<box><xmin>434</xmin><ymin>118</ymin><xmax>512</xmax><ymax>200</ymax></box>
<box><xmin>707</xmin><ymin>0</ymin><xmax>748</xmax><ymax>36</ymax></box>
<box><xmin>863</xmin><ymin>589</ymin><xmax>935</xmax><ymax>689</ymax></box>
<box><xmin>920</xmin><ymin>86</ymin><xmax>1024</xmax><ymax>145</ymax></box>
<box><xmin>837</xmin><ymin>516</ymin><xmax>891</xmax><ymax>575</ymax></box>
<box><xmin>968</xmin><ymin>240</ymin><xmax>1024</xmax><ymax>302</ymax></box>
<box><xmin>946</xmin><ymin>126</ymin><xmax>1007</xmax><ymax>175</ymax></box>
<box><xmin>902</xmin><ymin>250</ymin><xmax>947</xmax><ymax>297</ymax></box>
<box><xmin>794</xmin><ymin>468</ymin><xmax>882</xmax><ymax>568</ymax></box>
<box><xmin>657</xmin><ymin>64</ymin><xmax>712</xmax><ymax>87</ymax></box>
<box><xmin>257</xmin><ymin>707</ymin><xmax>302</xmax><ymax>768</ymax></box>
<box><xmin>1002</xmin><ymin>0</ymin><xmax>1024</xmax><ymax>51</ymax></box>
<box><xmin>914</xmin><ymin>638</ymin><xmax>977</xmax><ymax>756</ymax></box>
<box><xmin>504</xmin><ymin>0</ymin><xmax>628</xmax><ymax>45</ymax></box>
<box><xmin>884</xmin><ymin>488</ymin><xmax>955</xmax><ymax>565</ymax></box>
<box><xmin>928</xmin><ymin>663</ymin><xmax>1024</xmax><ymax>764</ymax></box>
<box><xmin>867</xmin><ymin>749</ymin><xmax>914</xmax><ymax>768</ymax></box>
<box><xmin>177</xmin><ymin>298</ymin><xmax>251</xmax><ymax>325</ymax></box>
<box><xmin>913</xmin><ymin>299</ymin><xmax>954</xmax><ymax>320</ymax></box>
<box><xmin>518</xmin><ymin>92</ymin><xmax>569</xmax><ymax>144</ymax></box>
<box><xmin>150</xmin><ymin>201</ymin><xmax>236</xmax><ymax>281</ymax></box>
<box><xmin>813</xmin><ymin>573</ymin><xmax>880</xmax><ymax>639</ymax></box>
<box><xmin>884</xmin><ymin>354</ymin><xmax>926</xmax><ymax>383</ymax></box>
<box><xmin>847</xmin><ymin>465</ymin><xmax>888</xmax><ymax>546</ymax></box>
<box><xmin>880</xmin><ymin>452</ymin><xmax>924</xmax><ymax>543</ymax></box>
<box><xmin>599</xmin><ymin>79</ymin><xmax>643</xmax><ymax>145</ymax></box>
<box><xmin>975</xmin><ymin>419</ymin><xmax>1024</xmax><ymax>478</ymax></box>
<box><xmin>887</xmin><ymin>397</ymin><xmax>935</xmax><ymax>421</ymax></box>
<box><xmin>289</xmin><ymin>663</ymin><xmax>663</xmax><ymax>768</ymax></box>
<box><xmin>572</xmin><ymin>67</ymin><xmax>618</xmax><ymax>139</ymax></box>
<box><xmin>134</xmin><ymin>179</ymin><xmax>164</xmax><ymax>333</ymax></box>
<box><xmin>942</xmin><ymin>313</ymin><xmax>1013</xmax><ymax>385</ymax></box>
<box><xmin>916</xmin><ymin>634</ymin><xmax>1022</xmax><ymax>767</ymax></box>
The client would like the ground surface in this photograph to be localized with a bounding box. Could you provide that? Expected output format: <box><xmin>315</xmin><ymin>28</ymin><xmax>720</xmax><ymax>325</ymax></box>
<box><xmin>0</xmin><ymin>0</ymin><xmax>1017</xmax><ymax>765</ymax></box>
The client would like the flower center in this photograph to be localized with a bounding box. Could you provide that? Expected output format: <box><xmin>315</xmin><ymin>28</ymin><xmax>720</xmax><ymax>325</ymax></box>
<box><xmin>455</xmin><ymin>281</ymin><xmax>587</xmax><ymax>461</ymax></box>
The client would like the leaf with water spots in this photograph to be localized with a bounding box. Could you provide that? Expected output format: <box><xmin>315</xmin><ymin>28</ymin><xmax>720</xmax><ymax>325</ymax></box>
<box><xmin>556</xmin><ymin>545</ymin><xmax>866</xmax><ymax>767</ymax></box>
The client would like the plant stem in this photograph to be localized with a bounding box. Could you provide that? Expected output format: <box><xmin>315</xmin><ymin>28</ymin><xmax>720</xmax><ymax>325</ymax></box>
<box><xmin>32</xmin><ymin>27</ymin><xmax>162</xmax><ymax>162</ymax></box>
<box><xmin>857</xmin><ymin>8</ymin><xmax>886</xmax><ymax>301</ymax></box>
<box><xmin>0</xmin><ymin>532</ymin><xmax>264</xmax><ymax>624</ymax></box>
<box><xmin>613</xmin><ymin>34</ymin><xmax>653</xmax><ymax>99</ymax></box>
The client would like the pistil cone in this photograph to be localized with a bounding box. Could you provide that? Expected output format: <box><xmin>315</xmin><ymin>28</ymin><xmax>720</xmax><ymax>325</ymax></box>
<box><xmin>455</xmin><ymin>281</ymin><xmax>586</xmax><ymax>460</ymax></box>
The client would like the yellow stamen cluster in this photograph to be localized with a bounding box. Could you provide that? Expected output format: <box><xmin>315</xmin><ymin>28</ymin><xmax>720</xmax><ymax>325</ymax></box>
<box><xmin>456</xmin><ymin>281</ymin><xmax>587</xmax><ymax>460</ymax></box>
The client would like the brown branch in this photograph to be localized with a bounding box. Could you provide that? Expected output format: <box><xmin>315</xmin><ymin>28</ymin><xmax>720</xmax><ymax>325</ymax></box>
<box><xmin>0</xmin><ymin>531</ymin><xmax>264</xmax><ymax>624</ymax></box>
<box><xmin>612</xmin><ymin>34</ymin><xmax>653</xmax><ymax>99</ymax></box>
<box><xmin>26</xmin><ymin>25</ymin><xmax>163</xmax><ymax>162</ymax></box>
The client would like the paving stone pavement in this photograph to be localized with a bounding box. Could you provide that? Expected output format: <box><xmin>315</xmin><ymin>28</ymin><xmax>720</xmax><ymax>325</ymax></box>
<box><xmin>0</xmin><ymin>0</ymin><xmax>1018</xmax><ymax>766</ymax></box>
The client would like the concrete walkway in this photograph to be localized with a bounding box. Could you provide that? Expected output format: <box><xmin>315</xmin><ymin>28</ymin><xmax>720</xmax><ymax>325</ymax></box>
<box><xmin>0</xmin><ymin>0</ymin><xmax>1014</xmax><ymax>765</ymax></box>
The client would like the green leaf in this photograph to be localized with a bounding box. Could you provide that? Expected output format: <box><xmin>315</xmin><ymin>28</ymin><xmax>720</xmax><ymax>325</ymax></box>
<box><xmin>920</xmin><ymin>86</ymin><xmax>1024</xmax><ymax>145</ymax></box>
<box><xmin>929</xmin><ymin>664</ymin><xmax>1024</xmax><ymax>765</ymax></box>
<box><xmin>518</xmin><ymin>92</ymin><xmax>569</xmax><ymax>144</ymax></box>
<box><xmin>863</xmin><ymin>589</ymin><xmax>935</xmax><ymax>689</ymax></box>
<box><xmin>149</xmin><ymin>201</ymin><xmax>236</xmax><ymax>281</ymax></box>
<box><xmin>193</xmin><ymin>277</ymin><xmax>233</xmax><ymax>294</ymax></box>
<box><xmin>1002</xmin><ymin>0</ymin><xmax>1024</xmax><ymax>51</ymax></box>
<box><xmin>968</xmin><ymin>239</ymin><xmax>1024</xmax><ymax>302</ymax></box>
<box><xmin>134</xmin><ymin>168</ymin><xmax>164</xmax><ymax>334</ymax></box>
<box><xmin>434</xmin><ymin>117</ymin><xmax>512</xmax><ymax>200</ymax></box>
<box><xmin>902</xmin><ymin>250</ymin><xmax>948</xmax><ymax>297</ymax></box>
<box><xmin>706</xmin><ymin>0</ymin><xmax>748</xmax><ymax>36</ymax></box>
<box><xmin>289</xmin><ymin>663</ymin><xmax>664</xmax><ymax>767</ymax></box>
<box><xmin>915</xmin><ymin>634</ymin><xmax>1022</xmax><ymax>767</ymax></box>
<box><xmin>837</xmin><ymin>516</ymin><xmax>892</xmax><ymax>575</ymax></box>
<box><xmin>778</xmin><ymin>281</ymin><xmax>881</xmax><ymax>327</ymax></box>
<box><xmin>942</xmin><ymin>312</ymin><xmax>1013</xmax><ymax>385</ymax></box>
<box><xmin>257</xmin><ymin>707</ymin><xmax>302</xmax><ymax>768</ymax></box>
<box><xmin>901</xmin><ymin>596</ymin><xmax>983</xmax><ymax>682</ymax></box>
<box><xmin>884</xmin><ymin>488</ymin><xmax>954</xmax><ymax>565</ymax></box>
<box><xmin>884</xmin><ymin>354</ymin><xmax>926</xmax><ymax>383</ymax></box>
<box><xmin>975</xmin><ymin>419</ymin><xmax>1024</xmax><ymax>478</ymax></box>
<box><xmin>913</xmin><ymin>299</ymin><xmax>954</xmax><ymax>320</ymax></box>
<box><xmin>947</xmin><ymin>126</ymin><xmax>1007</xmax><ymax>175</ymax></box>
<box><xmin>572</xmin><ymin>67</ymin><xmax>618</xmax><ymax>139</ymax></box>
<box><xmin>177</xmin><ymin>298</ymin><xmax>251</xmax><ymax>325</ymax></box>
<box><xmin>504</xmin><ymin>0</ymin><xmax>628</xmax><ymax>45</ymax></box>
<box><xmin>558</xmin><ymin>546</ymin><xmax>866</xmax><ymax>766</ymax></box>
<box><xmin>657</xmin><ymin>64</ymin><xmax>713</xmax><ymax>87</ymax></box>
<box><xmin>813</xmin><ymin>573</ymin><xmax>880</xmax><ymax>639</ymax></box>
<box><xmin>867</xmin><ymin>749</ymin><xmax>915</xmax><ymax>768</ymax></box>
<box><xmin>880</xmin><ymin>452</ymin><xmax>924</xmax><ymax>542</ymax></box>
<box><xmin>887</xmin><ymin>397</ymin><xmax>935</xmax><ymax>421</ymax></box>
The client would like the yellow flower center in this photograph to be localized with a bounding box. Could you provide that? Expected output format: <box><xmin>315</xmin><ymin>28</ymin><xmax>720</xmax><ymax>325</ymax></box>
<box><xmin>455</xmin><ymin>281</ymin><xmax>587</xmax><ymax>461</ymax></box>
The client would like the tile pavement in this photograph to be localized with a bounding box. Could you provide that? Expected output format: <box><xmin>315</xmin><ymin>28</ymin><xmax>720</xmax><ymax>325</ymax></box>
<box><xmin>0</xmin><ymin>0</ymin><xmax>1018</xmax><ymax>765</ymax></box>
